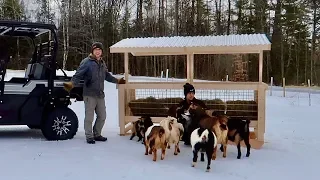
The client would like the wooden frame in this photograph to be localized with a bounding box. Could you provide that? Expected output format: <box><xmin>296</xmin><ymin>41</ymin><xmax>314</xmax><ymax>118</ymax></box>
<box><xmin>110</xmin><ymin>34</ymin><xmax>271</xmax><ymax>149</ymax></box>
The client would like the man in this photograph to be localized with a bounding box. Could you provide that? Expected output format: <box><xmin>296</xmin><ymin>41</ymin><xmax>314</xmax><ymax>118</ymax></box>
<box><xmin>63</xmin><ymin>42</ymin><xmax>125</xmax><ymax>144</ymax></box>
<box><xmin>177</xmin><ymin>83</ymin><xmax>207</xmax><ymax>145</ymax></box>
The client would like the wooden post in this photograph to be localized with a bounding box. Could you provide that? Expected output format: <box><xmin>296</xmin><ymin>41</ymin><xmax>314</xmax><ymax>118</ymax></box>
<box><xmin>118</xmin><ymin>84</ymin><xmax>125</xmax><ymax>135</ymax></box>
<box><xmin>190</xmin><ymin>53</ymin><xmax>194</xmax><ymax>83</ymax></box>
<box><xmin>119</xmin><ymin>52</ymin><xmax>129</xmax><ymax>135</ymax></box>
<box><xmin>186</xmin><ymin>54</ymin><xmax>190</xmax><ymax>83</ymax></box>
<box><xmin>257</xmin><ymin>85</ymin><xmax>266</xmax><ymax>142</ymax></box>
<box><xmin>124</xmin><ymin>53</ymin><xmax>129</xmax><ymax>82</ymax></box>
<box><xmin>259</xmin><ymin>50</ymin><xmax>263</xmax><ymax>83</ymax></box>
<box><xmin>257</xmin><ymin>51</ymin><xmax>265</xmax><ymax>142</ymax></box>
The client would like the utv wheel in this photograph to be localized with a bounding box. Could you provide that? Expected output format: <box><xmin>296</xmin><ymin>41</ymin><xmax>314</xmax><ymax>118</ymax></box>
<box><xmin>41</xmin><ymin>107</ymin><xmax>79</xmax><ymax>140</ymax></box>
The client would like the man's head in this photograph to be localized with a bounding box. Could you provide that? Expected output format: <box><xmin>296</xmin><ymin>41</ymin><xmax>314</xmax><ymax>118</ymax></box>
<box><xmin>183</xmin><ymin>83</ymin><xmax>195</xmax><ymax>101</ymax></box>
<box><xmin>91</xmin><ymin>42</ymin><xmax>103</xmax><ymax>59</ymax></box>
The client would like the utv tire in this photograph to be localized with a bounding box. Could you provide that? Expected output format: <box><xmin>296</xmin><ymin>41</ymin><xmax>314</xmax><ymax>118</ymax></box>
<box><xmin>41</xmin><ymin>107</ymin><xmax>79</xmax><ymax>141</ymax></box>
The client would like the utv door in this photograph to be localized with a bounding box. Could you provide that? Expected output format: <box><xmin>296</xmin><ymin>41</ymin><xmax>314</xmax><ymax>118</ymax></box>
<box><xmin>0</xmin><ymin>63</ymin><xmax>46</xmax><ymax>125</ymax></box>
<box><xmin>0</xmin><ymin>56</ymin><xmax>18</xmax><ymax>124</ymax></box>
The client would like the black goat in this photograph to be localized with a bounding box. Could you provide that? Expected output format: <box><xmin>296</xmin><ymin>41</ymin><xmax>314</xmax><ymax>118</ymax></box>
<box><xmin>130</xmin><ymin>116</ymin><xmax>153</xmax><ymax>144</ymax></box>
<box><xmin>220</xmin><ymin>117</ymin><xmax>251</xmax><ymax>159</ymax></box>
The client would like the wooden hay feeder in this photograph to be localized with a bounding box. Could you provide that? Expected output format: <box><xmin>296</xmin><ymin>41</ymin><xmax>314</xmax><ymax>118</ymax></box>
<box><xmin>110</xmin><ymin>34</ymin><xmax>271</xmax><ymax>149</ymax></box>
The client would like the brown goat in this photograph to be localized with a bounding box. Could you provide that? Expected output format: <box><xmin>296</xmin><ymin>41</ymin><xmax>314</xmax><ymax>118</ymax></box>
<box><xmin>144</xmin><ymin>125</ymin><xmax>168</xmax><ymax>161</ymax></box>
<box><xmin>188</xmin><ymin>104</ymin><xmax>229</xmax><ymax>160</ymax></box>
<box><xmin>212</xmin><ymin>114</ymin><xmax>229</xmax><ymax>159</ymax></box>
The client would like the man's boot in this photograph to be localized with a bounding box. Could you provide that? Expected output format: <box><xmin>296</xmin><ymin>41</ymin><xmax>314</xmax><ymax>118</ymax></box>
<box><xmin>94</xmin><ymin>135</ymin><xmax>108</xmax><ymax>142</ymax></box>
<box><xmin>87</xmin><ymin>138</ymin><xmax>95</xmax><ymax>144</ymax></box>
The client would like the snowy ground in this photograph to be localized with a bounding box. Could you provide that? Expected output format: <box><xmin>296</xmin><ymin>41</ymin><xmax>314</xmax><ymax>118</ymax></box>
<box><xmin>1</xmin><ymin>70</ymin><xmax>319</xmax><ymax>180</ymax></box>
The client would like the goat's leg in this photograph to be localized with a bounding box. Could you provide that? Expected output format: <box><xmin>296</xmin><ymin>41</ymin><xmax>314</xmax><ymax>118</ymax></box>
<box><xmin>137</xmin><ymin>134</ymin><xmax>142</xmax><ymax>142</ymax></box>
<box><xmin>144</xmin><ymin>141</ymin><xmax>149</xmax><ymax>155</ymax></box>
<box><xmin>212</xmin><ymin>146</ymin><xmax>217</xmax><ymax>160</ymax></box>
<box><xmin>174</xmin><ymin>142</ymin><xmax>179</xmax><ymax>155</ymax></box>
<box><xmin>206</xmin><ymin>149</ymin><xmax>213</xmax><ymax>172</ymax></box>
<box><xmin>223</xmin><ymin>143</ymin><xmax>227</xmax><ymax>158</ymax></box>
<box><xmin>152</xmin><ymin>148</ymin><xmax>157</xmax><ymax>161</ymax></box>
<box><xmin>234</xmin><ymin>134</ymin><xmax>242</xmax><ymax>159</ymax></box>
<box><xmin>244</xmin><ymin>137</ymin><xmax>251</xmax><ymax>157</ymax></box>
<box><xmin>130</xmin><ymin>133</ymin><xmax>135</xmax><ymax>140</ymax></box>
<box><xmin>236</xmin><ymin>143</ymin><xmax>242</xmax><ymax>159</ymax></box>
<box><xmin>200</xmin><ymin>152</ymin><xmax>205</xmax><ymax>161</ymax></box>
<box><xmin>161</xmin><ymin>143</ymin><xmax>166</xmax><ymax>160</ymax></box>
<box><xmin>177</xmin><ymin>141</ymin><xmax>181</xmax><ymax>153</ymax></box>
<box><xmin>192</xmin><ymin>150</ymin><xmax>198</xmax><ymax>167</ymax></box>
<box><xmin>220</xmin><ymin>144</ymin><xmax>224</xmax><ymax>152</ymax></box>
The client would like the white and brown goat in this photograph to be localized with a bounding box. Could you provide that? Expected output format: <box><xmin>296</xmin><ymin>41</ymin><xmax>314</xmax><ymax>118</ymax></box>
<box><xmin>144</xmin><ymin>125</ymin><xmax>167</xmax><ymax>161</ymax></box>
<box><xmin>159</xmin><ymin>116</ymin><xmax>184</xmax><ymax>155</ymax></box>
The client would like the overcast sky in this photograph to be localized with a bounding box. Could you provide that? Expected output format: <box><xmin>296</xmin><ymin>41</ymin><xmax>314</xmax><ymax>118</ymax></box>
<box><xmin>22</xmin><ymin>0</ymin><xmax>60</xmax><ymax>24</ymax></box>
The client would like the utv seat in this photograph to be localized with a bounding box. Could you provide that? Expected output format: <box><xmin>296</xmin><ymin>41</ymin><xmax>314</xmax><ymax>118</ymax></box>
<box><xmin>25</xmin><ymin>56</ymin><xmax>51</xmax><ymax>80</ymax></box>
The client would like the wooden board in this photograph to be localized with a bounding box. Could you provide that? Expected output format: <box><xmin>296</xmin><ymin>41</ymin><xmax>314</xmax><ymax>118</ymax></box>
<box><xmin>228</xmin><ymin>139</ymin><xmax>264</xmax><ymax>150</ymax></box>
<box><xmin>226</xmin><ymin>132</ymin><xmax>264</xmax><ymax>149</ymax></box>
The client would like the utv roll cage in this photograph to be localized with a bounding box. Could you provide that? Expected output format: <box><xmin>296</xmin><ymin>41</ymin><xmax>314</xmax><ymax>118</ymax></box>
<box><xmin>0</xmin><ymin>20</ymin><xmax>68</xmax><ymax>99</ymax></box>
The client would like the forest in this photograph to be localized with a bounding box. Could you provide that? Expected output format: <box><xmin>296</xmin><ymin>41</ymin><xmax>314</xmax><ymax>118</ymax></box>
<box><xmin>0</xmin><ymin>0</ymin><xmax>320</xmax><ymax>86</ymax></box>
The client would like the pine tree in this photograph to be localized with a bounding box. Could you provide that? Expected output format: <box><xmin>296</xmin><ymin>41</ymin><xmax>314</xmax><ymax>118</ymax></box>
<box><xmin>1</xmin><ymin>0</ymin><xmax>24</xmax><ymax>20</ymax></box>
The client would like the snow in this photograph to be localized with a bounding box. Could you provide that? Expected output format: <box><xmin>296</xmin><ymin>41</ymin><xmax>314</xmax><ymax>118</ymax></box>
<box><xmin>1</xmin><ymin>69</ymin><xmax>319</xmax><ymax>180</ymax></box>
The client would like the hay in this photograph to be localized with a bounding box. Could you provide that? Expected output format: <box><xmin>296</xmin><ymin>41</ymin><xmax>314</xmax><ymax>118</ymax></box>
<box><xmin>225</xmin><ymin>100</ymin><xmax>258</xmax><ymax>119</ymax></box>
<box><xmin>204</xmin><ymin>98</ymin><xmax>226</xmax><ymax>111</ymax></box>
<box><xmin>128</xmin><ymin>97</ymin><xmax>183</xmax><ymax>117</ymax></box>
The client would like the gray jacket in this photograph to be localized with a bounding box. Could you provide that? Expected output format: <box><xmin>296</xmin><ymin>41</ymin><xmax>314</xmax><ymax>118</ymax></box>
<box><xmin>71</xmin><ymin>54</ymin><xmax>118</xmax><ymax>98</ymax></box>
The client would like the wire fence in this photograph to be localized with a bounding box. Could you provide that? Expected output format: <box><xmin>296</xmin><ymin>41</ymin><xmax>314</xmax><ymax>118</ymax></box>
<box><xmin>268</xmin><ymin>83</ymin><xmax>320</xmax><ymax>107</ymax></box>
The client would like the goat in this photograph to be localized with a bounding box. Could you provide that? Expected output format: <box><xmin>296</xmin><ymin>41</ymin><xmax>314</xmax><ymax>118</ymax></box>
<box><xmin>159</xmin><ymin>116</ymin><xmax>184</xmax><ymax>155</ymax></box>
<box><xmin>179</xmin><ymin>103</ymin><xmax>207</xmax><ymax>145</ymax></box>
<box><xmin>130</xmin><ymin>116</ymin><xmax>153</xmax><ymax>144</ymax></box>
<box><xmin>130</xmin><ymin>118</ymin><xmax>144</xmax><ymax>142</ymax></box>
<box><xmin>210</xmin><ymin>112</ymin><xmax>229</xmax><ymax>159</ymax></box>
<box><xmin>220</xmin><ymin>117</ymin><xmax>251</xmax><ymax>159</ymax></box>
<box><xmin>187</xmin><ymin>103</ymin><xmax>229</xmax><ymax>160</ymax></box>
<box><xmin>190</xmin><ymin>127</ymin><xmax>217</xmax><ymax>172</ymax></box>
<box><xmin>167</xmin><ymin>105</ymin><xmax>179</xmax><ymax>118</ymax></box>
<box><xmin>144</xmin><ymin>125</ymin><xmax>167</xmax><ymax>161</ymax></box>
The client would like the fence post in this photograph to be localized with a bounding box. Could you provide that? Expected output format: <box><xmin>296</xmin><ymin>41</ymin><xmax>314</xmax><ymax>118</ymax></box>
<box><xmin>308</xmin><ymin>79</ymin><xmax>311</xmax><ymax>106</ymax></box>
<box><xmin>160</xmin><ymin>71</ymin><xmax>164</xmax><ymax>82</ymax></box>
<box><xmin>166</xmin><ymin>69</ymin><xmax>169</xmax><ymax>82</ymax></box>
<box><xmin>283</xmin><ymin>77</ymin><xmax>286</xmax><ymax>97</ymax></box>
<box><xmin>270</xmin><ymin>76</ymin><xmax>273</xmax><ymax>96</ymax></box>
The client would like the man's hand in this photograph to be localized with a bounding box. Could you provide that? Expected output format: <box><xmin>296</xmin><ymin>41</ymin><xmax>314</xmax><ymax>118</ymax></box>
<box><xmin>118</xmin><ymin>77</ymin><xmax>126</xmax><ymax>84</ymax></box>
<box><xmin>63</xmin><ymin>81</ymin><xmax>74</xmax><ymax>92</ymax></box>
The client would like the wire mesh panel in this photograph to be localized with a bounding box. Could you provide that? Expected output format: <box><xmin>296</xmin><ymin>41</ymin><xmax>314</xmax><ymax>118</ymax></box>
<box><xmin>127</xmin><ymin>88</ymin><xmax>257</xmax><ymax>120</ymax></box>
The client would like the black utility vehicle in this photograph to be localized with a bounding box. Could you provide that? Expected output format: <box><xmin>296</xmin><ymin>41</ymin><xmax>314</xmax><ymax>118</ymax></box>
<box><xmin>0</xmin><ymin>20</ymin><xmax>84</xmax><ymax>140</ymax></box>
